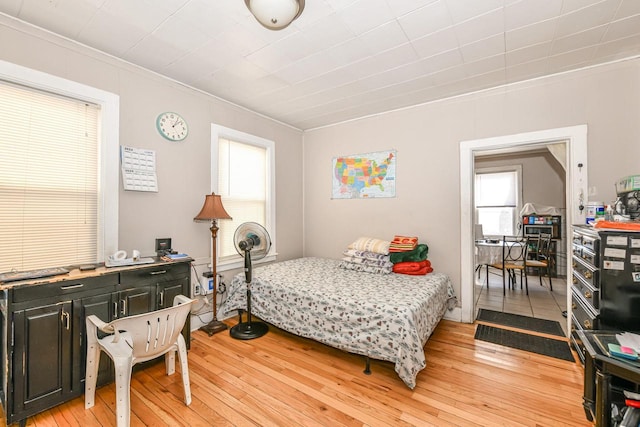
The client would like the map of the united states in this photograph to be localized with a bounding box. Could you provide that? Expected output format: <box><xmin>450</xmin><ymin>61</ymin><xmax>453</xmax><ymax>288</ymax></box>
<box><xmin>333</xmin><ymin>151</ymin><xmax>396</xmax><ymax>199</ymax></box>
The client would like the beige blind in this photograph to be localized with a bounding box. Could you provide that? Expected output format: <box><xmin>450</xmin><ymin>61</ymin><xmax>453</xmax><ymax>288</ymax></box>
<box><xmin>217</xmin><ymin>138</ymin><xmax>266</xmax><ymax>260</ymax></box>
<box><xmin>0</xmin><ymin>81</ymin><xmax>100</xmax><ymax>272</ymax></box>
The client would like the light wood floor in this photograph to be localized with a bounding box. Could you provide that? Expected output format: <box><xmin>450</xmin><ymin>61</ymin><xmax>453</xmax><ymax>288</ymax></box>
<box><xmin>4</xmin><ymin>317</ymin><xmax>591</xmax><ymax>427</ymax></box>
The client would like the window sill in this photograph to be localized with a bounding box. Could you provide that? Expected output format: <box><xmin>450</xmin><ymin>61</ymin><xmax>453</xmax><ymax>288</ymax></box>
<box><xmin>217</xmin><ymin>253</ymin><xmax>277</xmax><ymax>273</ymax></box>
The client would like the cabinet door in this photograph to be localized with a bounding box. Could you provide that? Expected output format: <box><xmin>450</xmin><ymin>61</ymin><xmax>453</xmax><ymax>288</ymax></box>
<box><xmin>117</xmin><ymin>286</ymin><xmax>155</xmax><ymax>317</ymax></box>
<box><xmin>12</xmin><ymin>302</ymin><xmax>72</xmax><ymax>417</ymax></box>
<box><xmin>72</xmin><ymin>293</ymin><xmax>115</xmax><ymax>389</ymax></box>
<box><xmin>157</xmin><ymin>278</ymin><xmax>188</xmax><ymax>309</ymax></box>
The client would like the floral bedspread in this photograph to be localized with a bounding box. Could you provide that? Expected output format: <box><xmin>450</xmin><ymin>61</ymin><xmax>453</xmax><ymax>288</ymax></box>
<box><xmin>219</xmin><ymin>257</ymin><xmax>457</xmax><ymax>389</ymax></box>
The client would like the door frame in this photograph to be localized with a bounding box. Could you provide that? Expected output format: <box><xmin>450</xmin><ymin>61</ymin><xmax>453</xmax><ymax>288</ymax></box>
<box><xmin>459</xmin><ymin>125</ymin><xmax>588</xmax><ymax>329</ymax></box>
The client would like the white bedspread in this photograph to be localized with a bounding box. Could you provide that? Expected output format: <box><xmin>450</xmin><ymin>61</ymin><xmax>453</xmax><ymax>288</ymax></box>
<box><xmin>219</xmin><ymin>257</ymin><xmax>456</xmax><ymax>389</ymax></box>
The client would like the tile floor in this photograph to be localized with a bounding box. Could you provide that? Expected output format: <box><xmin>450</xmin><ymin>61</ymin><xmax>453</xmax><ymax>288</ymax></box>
<box><xmin>474</xmin><ymin>267</ymin><xmax>569</xmax><ymax>334</ymax></box>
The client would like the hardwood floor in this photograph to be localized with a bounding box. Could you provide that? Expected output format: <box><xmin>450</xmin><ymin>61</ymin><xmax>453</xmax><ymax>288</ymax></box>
<box><xmin>3</xmin><ymin>318</ymin><xmax>591</xmax><ymax>427</ymax></box>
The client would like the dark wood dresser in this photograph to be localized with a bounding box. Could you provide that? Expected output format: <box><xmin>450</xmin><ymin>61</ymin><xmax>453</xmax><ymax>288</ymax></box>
<box><xmin>0</xmin><ymin>259</ymin><xmax>191</xmax><ymax>426</ymax></box>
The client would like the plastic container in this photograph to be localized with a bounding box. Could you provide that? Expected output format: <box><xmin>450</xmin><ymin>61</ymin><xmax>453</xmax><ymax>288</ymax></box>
<box><xmin>586</xmin><ymin>201</ymin><xmax>605</xmax><ymax>224</ymax></box>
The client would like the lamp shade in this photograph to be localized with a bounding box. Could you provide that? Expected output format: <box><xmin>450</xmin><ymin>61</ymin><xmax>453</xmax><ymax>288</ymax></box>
<box><xmin>194</xmin><ymin>193</ymin><xmax>232</xmax><ymax>221</ymax></box>
<box><xmin>245</xmin><ymin>0</ymin><xmax>304</xmax><ymax>30</ymax></box>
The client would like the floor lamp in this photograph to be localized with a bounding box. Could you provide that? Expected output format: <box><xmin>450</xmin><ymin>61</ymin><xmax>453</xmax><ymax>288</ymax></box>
<box><xmin>194</xmin><ymin>192</ymin><xmax>232</xmax><ymax>336</ymax></box>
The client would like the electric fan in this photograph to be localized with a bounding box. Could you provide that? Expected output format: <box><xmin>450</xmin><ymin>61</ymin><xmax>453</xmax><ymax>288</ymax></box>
<box><xmin>230</xmin><ymin>222</ymin><xmax>272</xmax><ymax>340</ymax></box>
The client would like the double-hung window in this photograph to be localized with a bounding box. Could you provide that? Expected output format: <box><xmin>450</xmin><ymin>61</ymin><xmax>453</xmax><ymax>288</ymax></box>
<box><xmin>0</xmin><ymin>60</ymin><xmax>119</xmax><ymax>272</ymax></box>
<box><xmin>475</xmin><ymin>166</ymin><xmax>522</xmax><ymax>237</ymax></box>
<box><xmin>211</xmin><ymin>124</ymin><xmax>276</xmax><ymax>268</ymax></box>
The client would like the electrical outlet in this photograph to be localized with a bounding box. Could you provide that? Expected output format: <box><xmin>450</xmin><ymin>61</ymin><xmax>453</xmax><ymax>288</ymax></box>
<box><xmin>194</xmin><ymin>284</ymin><xmax>201</xmax><ymax>296</ymax></box>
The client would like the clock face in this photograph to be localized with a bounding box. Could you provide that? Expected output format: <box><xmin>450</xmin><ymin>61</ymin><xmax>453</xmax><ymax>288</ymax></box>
<box><xmin>156</xmin><ymin>112</ymin><xmax>188</xmax><ymax>141</ymax></box>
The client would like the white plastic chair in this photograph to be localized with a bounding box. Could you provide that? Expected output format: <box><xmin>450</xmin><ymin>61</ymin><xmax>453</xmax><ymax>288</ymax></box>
<box><xmin>84</xmin><ymin>294</ymin><xmax>194</xmax><ymax>427</ymax></box>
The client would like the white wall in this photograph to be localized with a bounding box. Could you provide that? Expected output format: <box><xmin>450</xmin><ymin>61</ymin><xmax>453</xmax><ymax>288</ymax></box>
<box><xmin>303</xmin><ymin>58</ymin><xmax>640</xmax><ymax>305</ymax></box>
<box><xmin>0</xmin><ymin>15</ymin><xmax>305</xmax><ymax>287</ymax></box>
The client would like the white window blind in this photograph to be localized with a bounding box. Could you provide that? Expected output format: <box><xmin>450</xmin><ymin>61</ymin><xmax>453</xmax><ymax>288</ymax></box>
<box><xmin>475</xmin><ymin>169</ymin><xmax>520</xmax><ymax>236</ymax></box>
<box><xmin>0</xmin><ymin>81</ymin><xmax>100</xmax><ymax>272</ymax></box>
<box><xmin>217</xmin><ymin>137</ymin><xmax>267</xmax><ymax>260</ymax></box>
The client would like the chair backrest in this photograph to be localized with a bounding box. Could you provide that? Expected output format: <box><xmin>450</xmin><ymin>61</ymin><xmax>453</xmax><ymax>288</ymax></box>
<box><xmin>502</xmin><ymin>235</ymin><xmax>529</xmax><ymax>265</ymax></box>
<box><xmin>104</xmin><ymin>295</ymin><xmax>193</xmax><ymax>361</ymax></box>
<box><xmin>537</xmin><ymin>233</ymin><xmax>553</xmax><ymax>260</ymax></box>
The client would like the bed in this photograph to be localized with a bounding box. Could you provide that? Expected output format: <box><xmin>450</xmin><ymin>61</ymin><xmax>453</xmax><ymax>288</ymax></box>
<box><xmin>218</xmin><ymin>257</ymin><xmax>456</xmax><ymax>389</ymax></box>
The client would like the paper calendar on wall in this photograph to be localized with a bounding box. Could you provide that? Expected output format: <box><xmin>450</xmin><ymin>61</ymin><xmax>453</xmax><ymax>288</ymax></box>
<box><xmin>120</xmin><ymin>146</ymin><xmax>158</xmax><ymax>192</ymax></box>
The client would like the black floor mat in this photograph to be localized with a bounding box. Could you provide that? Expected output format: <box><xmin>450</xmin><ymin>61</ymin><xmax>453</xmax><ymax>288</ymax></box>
<box><xmin>474</xmin><ymin>324</ymin><xmax>575</xmax><ymax>362</ymax></box>
<box><xmin>476</xmin><ymin>309</ymin><xmax>565</xmax><ymax>337</ymax></box>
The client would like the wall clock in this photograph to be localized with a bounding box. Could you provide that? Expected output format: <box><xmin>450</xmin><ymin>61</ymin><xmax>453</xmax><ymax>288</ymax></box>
<box><xmin>156</xmin><ymin>112</ymin><xmax>188</xmax><ymax>141</ymax></box>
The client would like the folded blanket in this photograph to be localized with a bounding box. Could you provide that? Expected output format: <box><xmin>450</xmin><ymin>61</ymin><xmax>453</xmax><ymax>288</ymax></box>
<box><xmin>338</xmin><ymin>260</ymin><xmax>392</xmax><ymax>274</ymax></box>
<box><xmin>393</xmin><ymin>260</ymin><xmax>433</xmax><ymax>275</ymax></box>
<box><xmin>341</xmin><ymin>256</ymin><xmax>394</xmax><ymax>268</ymax></box>
<box><xmin>389</xmin><ymin>235</ymin><xmax>418</xmax><ymax>252</ymax></box>
<box><xmin>396</xmin><ymin>266</ymin><xmax>433</xmax><ymax>275</ymax></box>
<box><xmin>390</xmin><ymin>244</ymin><xmax>429</xmax><ymax>263</ymax></box>
<box><xmin>342</xmin><ymin>249</ymin><xmax>391</xmax><ymax>262</ymax></box>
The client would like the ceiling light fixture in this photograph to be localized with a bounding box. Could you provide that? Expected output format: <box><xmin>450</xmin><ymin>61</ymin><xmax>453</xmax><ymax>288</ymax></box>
<box><xmin>244</xmin><ymin>0</ymin><xmax>305</xmax><ymax>30</ymax></box>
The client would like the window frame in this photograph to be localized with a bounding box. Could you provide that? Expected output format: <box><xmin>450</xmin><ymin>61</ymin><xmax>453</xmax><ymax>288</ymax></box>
<box><xmin>0</xmin><ymin>59</ymin><xmax>120</xmax><ymax>263</ymax></box>
<box><xmin>474</xmin><ymin>165</ymin><xmax>522</xmax><ymax>238</ymax></box>
<box><xmin>210</xmin><ymin>124</ymin><xmax>276</xmax><ymax>271</ymax></box>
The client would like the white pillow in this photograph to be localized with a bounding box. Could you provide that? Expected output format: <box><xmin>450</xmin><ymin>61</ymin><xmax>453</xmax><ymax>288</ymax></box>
<box><xmin>347</xmin><ymin>237</ymin><xmax>390</xmax><ymax>255</ymax></box>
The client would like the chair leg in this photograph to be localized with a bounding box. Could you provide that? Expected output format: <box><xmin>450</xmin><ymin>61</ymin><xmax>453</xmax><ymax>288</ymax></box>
<box><xmin>485</xmin><ymin>265</ymin><xmax>489</xmax><ymax>289</ymax></box>
<box><xmin>176</xmin><ymin>335</ymin><xmax>192</xmax><ymax>406</ymax></box>
<box><xmin>502</xmin><ymin>267</ymin><xmax>507</xmax><ymax>295</ymax></box>
<box><xmin>84</xmin><ymin>343</ymin><xmax>101</xmax><ymax>409</ymax></box>
<box><xmin>113</xmin><ymin>357</ymin><xmax>133</xmax><ymax>427</ymax></box>
<box><xmin>165</xmin><ymin>349</ymin><xmax>176</xmax><ymax>376</ymax></box>
<box><xmin>539</xmin><ymin>270</ymin><xmax>543</xmax><ymax>286</ymax></box>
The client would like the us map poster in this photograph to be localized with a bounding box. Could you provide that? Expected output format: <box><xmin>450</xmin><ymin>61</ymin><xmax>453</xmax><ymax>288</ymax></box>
<box><xmin>332</xmin><ymin>150</ymin><xmax>396</xmax><ymax>199</ymax></box>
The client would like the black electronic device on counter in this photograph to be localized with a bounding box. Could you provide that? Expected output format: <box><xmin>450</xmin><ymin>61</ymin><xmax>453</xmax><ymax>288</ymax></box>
<box><xmin>155</xmin><ymin>237</ymin><xmax>173</xmax><ymax>257</ymax></box>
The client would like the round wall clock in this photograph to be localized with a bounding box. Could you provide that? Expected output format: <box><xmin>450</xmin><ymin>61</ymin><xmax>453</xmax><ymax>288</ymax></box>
<box><xmin>156</xmin><ymin>112</ymin><xmax>188</xmax><ymax>141</ymax></box>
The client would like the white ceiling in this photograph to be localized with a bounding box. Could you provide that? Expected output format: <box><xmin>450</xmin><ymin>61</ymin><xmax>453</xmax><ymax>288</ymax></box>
<box><xmin>2</xmin><ymin>0</ymin><xmax>640</xmax><ymax>130</ymax></box>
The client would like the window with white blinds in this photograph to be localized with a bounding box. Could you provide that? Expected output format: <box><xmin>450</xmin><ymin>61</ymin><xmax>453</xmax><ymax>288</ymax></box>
<box><xmin>475</xmin><ymin>166</ymin><xmax>522</xmax><ymax>237</ymax></box>
<box><xmin>0</xmin><ymin>81</ymin><xmax>101</xmax><ymax>272</ymax></box>
<box><xmin>211</xmin><ymin>125</ymin><xmax>275</xmax><ymax>265</ymax></box>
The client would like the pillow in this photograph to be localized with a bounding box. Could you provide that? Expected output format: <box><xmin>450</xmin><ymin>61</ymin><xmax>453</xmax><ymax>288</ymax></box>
<box><xmin>347</xmin><ymin>237</ymin><xmax>390</xmax><ymax>255</ymax></box>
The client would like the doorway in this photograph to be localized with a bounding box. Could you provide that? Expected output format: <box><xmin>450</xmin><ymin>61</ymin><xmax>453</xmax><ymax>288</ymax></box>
<box><xmin>474</xmin><ymin>149</ymin><xmax>566</xmax><ymax>326</ymax></box>
<box><xmin>459</xmin><ymin>125</ymin><xmax>588</xmax><ymax>334</ymax></box>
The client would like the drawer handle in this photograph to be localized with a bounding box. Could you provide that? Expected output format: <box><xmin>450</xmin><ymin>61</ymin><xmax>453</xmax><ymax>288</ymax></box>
<box><xmin>584</xmin><ymin>291</ymin><xmax>592</xmax><ymax>299</ymax></box>
<box><xmin>572</xmin><ymin>262</ymin><xmax>577</xmax><ymax>268</ymax></box>
<box><xmin>60</xmin><ymin>283</ymin><xmax>84</xmax><ymax>290</ymax></box>
<box><xmin>584</xmin><ymin>319</ymin><xmax>592</xmax><ymax>329</ymax></box>
<box><xmin>584</xmin><ymin>271</ymin><xmax>592</xmax><ymax>280</ymax></box>
<box><xmin>149</xmin><ymin>270</ymin><xmax>167</xmax><ymax>276</ymax></box>
<box><xmin>572</xmin><ymin>303</ymin><xmax>577</xmax><ymax>309</ymax></box>
<box><xmin>572</xmin><ymin>277</ymin><xmax>578</xmax><ymax>284</ymax></box>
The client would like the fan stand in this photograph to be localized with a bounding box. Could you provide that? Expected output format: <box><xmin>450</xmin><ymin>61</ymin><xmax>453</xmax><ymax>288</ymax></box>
<box><xmin>230</xmin><ymin>249</ymin><xmax>268</xmax><ymax>340</ymax></box>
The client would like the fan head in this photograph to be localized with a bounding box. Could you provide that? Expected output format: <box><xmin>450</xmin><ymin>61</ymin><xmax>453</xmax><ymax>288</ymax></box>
<box><xmin>233</xmin><ymin>222</ymin><xmax>271</xmax><ymax>260</ymax></box>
